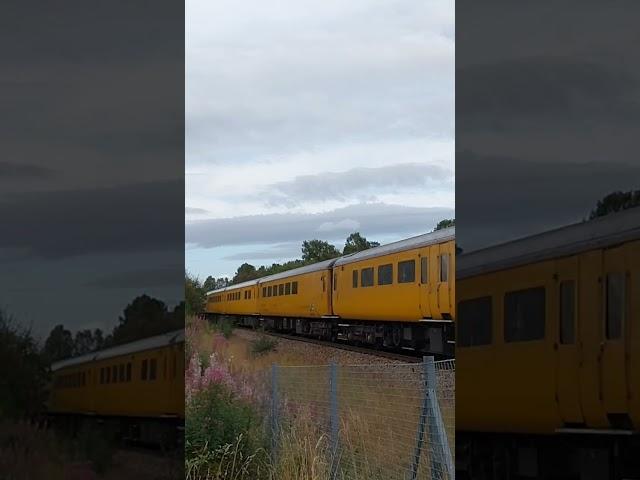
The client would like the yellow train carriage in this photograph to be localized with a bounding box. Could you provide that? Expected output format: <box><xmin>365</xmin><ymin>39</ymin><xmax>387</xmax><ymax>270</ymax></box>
<box><xmin>49</xmin><ymin>330</ymin><xmax>184</xmax><ymax>421</ymax></box>
<box><xmin>333</xmin><ymin>228</ymin><xmax>455</xmax><ymax>322</ymax></box>
<box><xmin>257</xmin><ymin>259</ymin><xmax>335</xmax><ymax>319</ymax></box>
<box><xmin>207</xmin><ymin>280</ymin><xmax>259</xmax><ymax>316</ymax></box>
<box><xmin>456</xmin><ymin>208</ymin><xmax>640</xmax><ymax>478</ymax></box>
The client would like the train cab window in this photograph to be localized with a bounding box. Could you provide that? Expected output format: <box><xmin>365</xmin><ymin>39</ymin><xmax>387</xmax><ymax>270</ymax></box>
<box><xmin>268</xmin><ymin>286</ymin><xmax>272</xmax><ymax>297</ymax></box>
<box><xmin>141</xmin><ymin>359</ymin><xmax>148</xmax><ymax>380</ymax></box>
<box><xmin>504</xmin><ymin>287</ymin><xmax>546</xmax><ymax>342</ymax></box>
<box><xmin>398</xmin><ymin>260</ymin><xmax>415</xmax><ymax>283</ymax></box>
<box><xmin>439</xmin><ymin>254</ymin><xmax>449</xmax><ymax>282</ymax></box>
<box><xmin>421</xmin><ymin>257</ymin><xmax>428</xmax><ymax>284</ymax></box>
<box><xmin>263</xmin><ymin>287</ymin><xmax>267</xmax><ymax>297</ymax></box>
<box><xmin>458</xmin><ymin>296</ymin><xmax>492</xmax><ymax>347</ymax></box>
<box><xmin>112</xmin><ymin>366</ymin><xmax>118</xmax><ymax>383</ymax></box>
<box><xmin>361</xmin><ymin>267</ymin><xmax>374</xmax><ymax>287</ymax></box>
<box><xmin>352</xmin><ymin>270</ymin><xmax>358</xmax><ymax>288</ymax></box>
<box><xmin>378</xmin><ymin>264</ymin><xmax>393</xmax><ymax>285</ymax></box>
<box><xmin>119</xmin><ymin>364</ymin><xmax>125</xmax><ymax>382</ymax></box>
<box><xmin>606</xmin><ymin>273</ymin><xmax>625</xmax><ymax>340</ymax></box>
<box><xmin>285</xmin><ymin>283</ymin><xmax>291</xmax><ymax>295</ymax></box>
<box><xmin>559</xmin><ymin>281</ymin><xmax>576</xmax><ymax>344</ymax></box>
<box><xmin>126</xmin><ymin>363</ymin><xmax>132</xmax><ymax>382</ymax></box>
<box><xmin>279</xmin><ymin>284</ymin><xmax>284</xmax><ymax>296</ymax></box>
<box><xmin>150</xmin><ymin>358</ymin><xmax>157</xmax><ymax>380</ymax></box>
<box><xmin>292</xmin><ymin>281</ymin><xmax>298</xmax><ymax>294</ymax></box>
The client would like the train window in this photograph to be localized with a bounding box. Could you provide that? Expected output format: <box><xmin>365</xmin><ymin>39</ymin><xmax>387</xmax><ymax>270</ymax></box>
<box><xmin>112</xmin><ymin>366</ymin><xmax>118</xmax><ymax>383</ymax></box>
<box><xmin>606</xmin><ymin>273</ymin><xmax>625</xmax><ymax>340</ymax></box>
<box><xmin>164</xmin><ymin>357</ymin><xmax>167</xmax><ymax>379</ymax></box>
<box><xmin>504</xmin><ymin>287</ymin><xmax>545</xmax><ymax>342</ymax></box>
<box><xmin>285</xmin><ymin>283</ymin><xmax>291</xmax><ymax>295</ymax></box>
<box><xmin>279</xmin><ymin>284</ymin><xmax>284</xmax><ymax>296</ymax></box>
<box><xmin>421</xmin><ymin>257</ymin><xmax>428</xmax><ymax>284</ymax></box>
<box><xmin>439</xmin><ymin>254</ymin><xmax>449</xmax><ymax>282</ymax></box>
<box><xmin>141</xmin><ymin>359</ymin><xmax>148</xmax><ymax>380</ymax></box>
<box><xmin>100</xmin><ymin>368</ymin><xmax>105</xmax><ymax>384</ymax></box>
<box><xmin>398</xmin><ymin>260</ymin><xmax>415</xmax><ymax>283</ymax></box>
<box><xmin>458</xmin><ymin>296</ymin><xmax>492</xmax><ymax>347</ymax></box>
<box><xmin>559</xmin><ymin>281</ymin><xmax>576</xmax><ymax>344</ymax></box>
<box><xmin>248</xmin><ymin>290</ymin><xmax>251</xmax><ymax>299</ymax></box>
<box><xmin>81</xmin><ymin>372</ymin><xmax>85</xmax><ymax>387</ymax></box>
<box><xmin>244</xmin><ymin>291</ymin><xmax>247</xmax><ymax>299</ymax></box>
<box><xmin>274</xmin><ymin>285</ymin><xmax>279</xmax><ymax>297</ymax></box>
<box><xmin>378</xmin><ymin>264</ymin><xmax>393</xmax><ymax>285</ymax></box>
<box><xmin>150</xmin><ymin>358</ymin><xmax>157</xmax><ymax>380</ymax></box>
<box><xmin>126</xmin><ymin>363</ymin><xmax>132</xmax><ymax>382</ymax></box>
<box><xmin>292</xmin><ymin>281</ymin><xmax>298</xmax><ymax>294</ymax></box>
<box><xmin>106</xmin><ymin>366</ymin><xmax>111</xmax><ymax>384</ymax></box>
<box><xmin>352</xmin><ymin>270</ymin><xmax>358</xmax><ymax>288</ymax></box>
<box><xmin>263</xmin><ymin>287</ymin><xmax>267</xmax><ymax>297</ymax></box>
<box><xmin>119</xmin><ymin>364</ymin><xmax>125</xmax><ymax>382</ymax></box>
<box><xmin>361</xmin><ymin>267</ymin><xmax>374</xmax><ymax>287</ymax></box>
<box><xmin>268</xmin><ymin>286</ymin><xmax>272</xmax><ymax>297</ymax></box>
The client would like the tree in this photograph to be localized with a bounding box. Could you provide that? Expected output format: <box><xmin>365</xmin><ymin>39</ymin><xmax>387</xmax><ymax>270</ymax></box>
<box><xmin>1</xmin><ymin>309</ymin><xmax>49</xmax><ymax>417</ymax></box>
<box><xmin>203</xmin><ymin>275</ymin><xmax>216</xmax><ymax>292</ymax></box>
<box><xmin>93</xmin><ymin>328</ymin><xmax>105</xmax><ymax>350</ymax></box>
<box><xmin>111</xmin><ymin>294</ymin><xmax>170</xmax><ymax>345</ymax></box>
<box><xmin>301</xmin><ymin>239</ymin><xmax>341</xmax><ymax>263</ymax></box>
<box><xmin>185</xmin><ymin>271</ymin><xmax>206</xmax><ymax>316</ymax></box>
<box><xmin>588</xmin><ymin>190</ymin><xmax>640</xmax><ymax>220</ymax></box>
<box><xmin>343</xmin><ymin>232</ymin><xmax>380</xmax><ymax>255</ymax></box>
<box><xmin>73</xmin><ymin>329</ymin><xmax>95</xmax><ymax>356</ymax></box>
<box><xmin>42</xmin><ymin>324</ymin><xmax>74</xmax><ymax>362</ymax></box>
<box><xmin>231</xmin><ymin>263</ymin><xmax>258</xmax><ymax>284</ymax></box>
<box><xmin>434</xmin><ymin>218</ymin><xmax>455</xmax><ymax>231</ymax></box>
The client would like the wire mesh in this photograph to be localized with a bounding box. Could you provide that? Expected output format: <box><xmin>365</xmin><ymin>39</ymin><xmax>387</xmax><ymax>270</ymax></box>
<box><xmin>268</xmin><ymin>358</ymin><xmax>455</xmax><ymax>480</ymax></box>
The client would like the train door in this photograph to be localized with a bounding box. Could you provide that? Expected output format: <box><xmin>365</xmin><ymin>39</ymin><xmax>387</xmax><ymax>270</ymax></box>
<box><xmin>437</xmin><ymin>243</ymin><xmax>453</xmax><ymax>319</ymax></box>
<box><xmin>427</xmin><ymin>246</ymin><xmax>441</xmax><ymax>319</ymax></box>
<box><xmin>419</xmin><ymin>248</ymin><xmax>432</xmax><ymax>318</ymax></box>
<box><xmin>554</xmin><ymin>255</ymin><xmax>584</xmax><ymax>425</ymax></box>
<box><xmin>601</xmin><ymin>245</ymin><xmax>630</xmax><ymax>428</ymax></box>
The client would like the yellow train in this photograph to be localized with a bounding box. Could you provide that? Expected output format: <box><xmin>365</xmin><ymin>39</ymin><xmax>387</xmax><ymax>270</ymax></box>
<box><xmin>205</xmin><ymin>228</ymin><xmax>455</xmax><ymax>356</ymax></box>
<box><xmin>456</xmin><ymin>208</ymin><xmax>640</xmax><ymax>480</ymax></box>
<box><xmin>48</xmin><ymin>329</ymin><xmax>185</xmax><ymax>444</ymax></box>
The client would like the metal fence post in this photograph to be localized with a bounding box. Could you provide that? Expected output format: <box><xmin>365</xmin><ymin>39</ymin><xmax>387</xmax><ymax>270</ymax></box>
<box><xmin>271</xmin><ymin>363</ymin><xmax>279</xmax><ymax>459</ymax></box>
<box><xmin>409</xmin><ymin>356</ymin><xmax>430</xmax><ymax>480</ymax></box>
<box><xmin>329</xmin><ymin>362</ymin><xmax>339</xmax><ymax>480</ymax></box>
<box><xmin>425</xmin><ymin>356</ymin><xmax>454</xmax><ymax>480</ymax></box>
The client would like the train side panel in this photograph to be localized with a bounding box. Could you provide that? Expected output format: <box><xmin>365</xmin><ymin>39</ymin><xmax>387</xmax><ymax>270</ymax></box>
<box><xmin>258</xmin><ymin>269</ymin><xmax>332</xmax><ymax>318</ymax></box>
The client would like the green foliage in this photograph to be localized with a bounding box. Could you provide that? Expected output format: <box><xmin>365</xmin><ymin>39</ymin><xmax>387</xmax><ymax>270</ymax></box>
<box><xmin>343</xmin><ymin>232</ymin><xmax>380</xmax><ymax>255</ymax></box>
<box><xmin>73</xmin><ymin>424</ymin><xmax>114</xmax><ymax>474</ymax></box>
<box><xmin>232</xmin><ymin>263</ymin><xmax>259</xmax><ymax>284</ymax></box>
<box><xmin>219</xmin><ymin>319</ymin><xmax>234</xmax><ymax>339</ymax></box>
<box><xmin>301</xmin><ymin>239</ymin><xmax>341</xmax><ymax>263</ymax></box>
<box><xmin>0</xmin><ymin>310</ymin><xmax>49</xmax><ymax>418</ymax></box>
<box><xmin>185</xmin><ymin>385</ymin><xmax>267</xmax><ymax>478</ymax></box>
<box><xmin>589</xmin><ymin>190</ymin><xmax>640</xmax><ymax>219</ymax></box>
<box><xmin>111</xmin><ymin>294</ymin><xmax>183</xmax><ymax>346</ymax></box>
<box><xmin>434</xmin><ymin>218</ymin><xmax>455</xmax><ymax>231</ymax></box>
<box><xmin>250</xmin><ymin>336</ymin><xmax>278</xmax><ymax>356</ymax></box>
<box><xmin>186</xmin><ymin>271</ymin><xmax>206</xmax><ymax>316</ymax></box>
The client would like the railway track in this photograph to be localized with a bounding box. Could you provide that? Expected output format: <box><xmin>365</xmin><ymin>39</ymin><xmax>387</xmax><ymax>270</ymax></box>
<box><xmin>256</xmin><ymin>330</ymin><xmax>424</xmax><ymax>363</ymax></box>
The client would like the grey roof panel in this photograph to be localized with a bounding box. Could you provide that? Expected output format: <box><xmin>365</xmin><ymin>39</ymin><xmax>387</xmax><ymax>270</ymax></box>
<box><xmin>257</xmin><ymin>258</ymin><xmax>337</xmax><ymax>283</ymax></box>
<box><xmin>334</xmin><ymin>227</ymin><xmax>455</xmax><ymax>267</ymax></box>
<box><xmin>51</xmin><ymin>329</ymin><xmax>184</xmax><ymax>371</ymax></box>
<box><xmin>457</xmin><ymin>208</ymin><xmax>640</xmax><ymax>279</ymax></box>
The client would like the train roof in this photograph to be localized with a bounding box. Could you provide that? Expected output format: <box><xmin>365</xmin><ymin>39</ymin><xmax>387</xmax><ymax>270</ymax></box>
<box><xmin>334</xmin><ymin>227</ymin><xmax>455</xmax><ymax>267</ymax></box>
<box><xmin>457</xmin><ymin>207</ymin><xmax>640</xmax><ymax>279</ymax></box>
<box><xmin>257</xmin><ymin>258</ymin><xmax>337</xmax><ymax>283</ymax></box>
<box><xmin>50</xmin><ymin>329</ymin><xmax>184</xmax><ymax>372</ymax></box>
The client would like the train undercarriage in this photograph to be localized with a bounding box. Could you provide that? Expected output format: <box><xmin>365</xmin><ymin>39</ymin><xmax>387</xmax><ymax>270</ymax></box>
<box><xmin>207</xmin><ymin>313</ymin><xmax>455</xmax><ymax>358</ymax></box>
<box><xmin>456</xmin><ymin>431</ymin><xmax>640</xmax><ymax>480</ymax></box>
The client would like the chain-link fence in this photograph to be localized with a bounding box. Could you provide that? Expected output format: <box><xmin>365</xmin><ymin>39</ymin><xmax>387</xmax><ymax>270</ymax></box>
<box><xmin>268</xmin><ymin>357</ymin><xmax>455</xmax><ymax>480</ymax></box>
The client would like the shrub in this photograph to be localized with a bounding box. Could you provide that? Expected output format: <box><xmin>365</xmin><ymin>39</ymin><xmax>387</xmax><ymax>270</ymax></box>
<box><xmin>250</xmin><ymin>336</ymin><xmax>278</xmax><ymax>356</ymax></box>
<box><xmin>219</xmin><ymin>319</ymin><xmax>233</xmax><ymax>339</ymax></box>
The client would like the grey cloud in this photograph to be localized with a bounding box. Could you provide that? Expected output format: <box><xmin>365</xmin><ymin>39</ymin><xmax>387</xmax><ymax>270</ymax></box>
<box><xmin>0</xmin><ymin>162</ymin><xmax>56</xmax><ymax>180</ymax></box>
<box><xmin>0</xmin><ymin>180</ymin><xmax>183</xmax><ymax>259</ymax></box>
<box><xmin>222</xmin><ymin>243</ymin><xmax>302</xmax><ymax>261</ymax></box>
<box><xmin>265</xmin><ymin>163</ymin><xmax>452</xmax><ymax>205</ymax></box>
<box><xmin>85</xmin><ymin>265</ymin><xmax>184</xmax><ymax>289</ymax></box>
<box><xmin>186</xmin><ymin>206</ymin><xmax>209</xmax><ymax>214</ymax></box>
<box><xmin>187</xmin><ymin>203</ymin><xmax>454</xmax><ymax>249</ymax></box>
<box><xmin>456</xmin><ymin>150</ymin><xmax>640</xmax><ymax>251</ymax></box>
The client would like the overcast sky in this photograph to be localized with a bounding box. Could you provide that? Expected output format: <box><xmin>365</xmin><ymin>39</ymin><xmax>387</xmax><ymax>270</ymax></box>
<box><xmin>0</xmin><ymin>1</ymin><xmax>184</xmax><ymax>339</ymax></box>
<box><xmin>186</xmin><ymin>0</ymin><xmax>455</xmax><ymax>279</ymax></box>
<box><xmin>456</xmin><ymin>1</ymin><xmax>640</xmax><ymax>251</ymax></box>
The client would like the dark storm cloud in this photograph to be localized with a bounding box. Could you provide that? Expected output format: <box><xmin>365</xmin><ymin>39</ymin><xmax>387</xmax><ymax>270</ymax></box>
<box><xmin>456</xmin><ymin>151</ymin><xmax>640</xmax><ymax>250</ymax></box>
<box><xmin>186</xmin><ymin>203</ymin><xmax>453</xmax><ymax>248</ymax></box>
<box><xmin>0</xmin><ymin>180</ymin><xmax>184</xmax><ymax>259</ymax></box>
<box><xmin>85</xmin><ymin>265</ymin><xmax>184</xmax><ymax>289</ymax></box>
<box><xmin>457</xmin><ymin>57</ymin><xmax>640</xmax><ymax>131</ymax></box>
<box><xmin>0</xmin><ymin>161</ymin><xmax>56</xmax><ymax>179</ymax></box>
<box><xmin>265</xmin><ymin>163</ymin><xmax>453</xmax><ymax>205</ymax></box>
